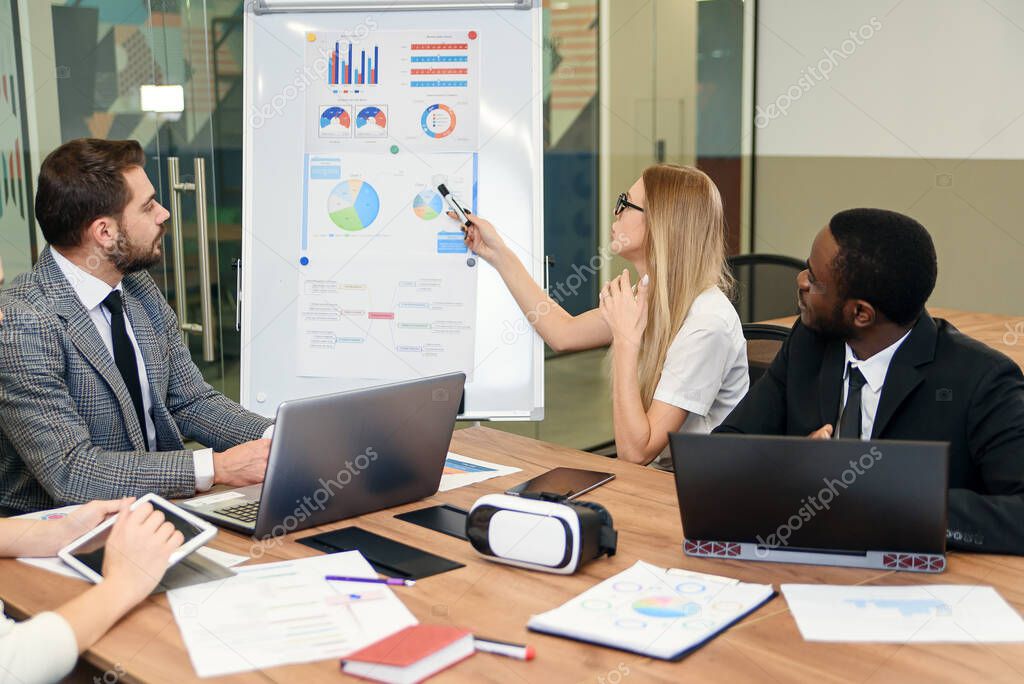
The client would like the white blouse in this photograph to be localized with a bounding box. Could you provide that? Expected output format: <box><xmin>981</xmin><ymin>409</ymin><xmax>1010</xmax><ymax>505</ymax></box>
<box><xmin>650</xmin><ymin>286</ymin><xmax>749</xmax><ymax>471</ymax></box>
<box><xmin>0</xmin><ymin>601</ymin><xmax>77</xmax><ymax>684</ymax></box>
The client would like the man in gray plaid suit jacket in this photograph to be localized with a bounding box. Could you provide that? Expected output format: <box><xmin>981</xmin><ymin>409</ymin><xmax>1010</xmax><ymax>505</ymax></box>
<box><xmin>0</xmin><ymin>139</ymin><xmax>274</xmax><ymax>514</ymax></box>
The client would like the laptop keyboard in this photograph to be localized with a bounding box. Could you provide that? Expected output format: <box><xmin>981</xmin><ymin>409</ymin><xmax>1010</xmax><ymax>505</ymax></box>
<box><xmin>218</xmin><ymin>500</ymin><xmax>261</xmax><ymax>525</ymax></box>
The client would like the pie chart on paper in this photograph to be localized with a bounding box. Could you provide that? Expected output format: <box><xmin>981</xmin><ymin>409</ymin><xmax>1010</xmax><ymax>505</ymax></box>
<box><xmin>632</xmin><ymin>597</ymin><xmax>701</xmax><ymax>619</ymax></box>
<box><xmin>327</xmin><ymin>179</ymin><xmax>380</xmax><ymax>232</ymax></box>
<box><xmin>412</xmin><ymin>188</ymin><xmax>444</xmax><ymax>220</ymax></box>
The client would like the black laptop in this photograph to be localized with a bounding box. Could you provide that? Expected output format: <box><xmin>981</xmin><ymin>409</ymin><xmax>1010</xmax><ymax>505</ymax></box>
<box><xmin>669</xmin><ymin>433</ymin><xmax>950</xmax><ymax>573</ymax></box>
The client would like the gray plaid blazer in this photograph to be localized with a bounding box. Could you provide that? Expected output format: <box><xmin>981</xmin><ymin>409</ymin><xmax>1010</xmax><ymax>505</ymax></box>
<box><xmin>0</xmin><ymin>247</ymin><xmax>273</xmax><ymax>513</ymax></box>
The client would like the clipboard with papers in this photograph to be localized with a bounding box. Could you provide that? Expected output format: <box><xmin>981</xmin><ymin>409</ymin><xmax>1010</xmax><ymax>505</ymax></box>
<box><xmin>527</xmin><ymin>561</ymin><xmax>775</xmax><ymax>660</ymax></box>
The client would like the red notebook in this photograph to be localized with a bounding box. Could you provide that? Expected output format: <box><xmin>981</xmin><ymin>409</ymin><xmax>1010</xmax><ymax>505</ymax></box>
<box><xmin>341</xmin><ymin>625</ymin><xmax>475</xmax><ymax>684</ymax></box>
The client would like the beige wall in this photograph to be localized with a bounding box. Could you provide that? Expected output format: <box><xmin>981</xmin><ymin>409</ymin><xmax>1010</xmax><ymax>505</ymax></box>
<box><xmin>755</xmin><ymin>0</ymin><xmax>1024</xmax><ymax>317</ymax></box>
<box><xmin>756</xmin><ymin>156</ymin><xmax>1024</xmax><ymax>316</ymax></box>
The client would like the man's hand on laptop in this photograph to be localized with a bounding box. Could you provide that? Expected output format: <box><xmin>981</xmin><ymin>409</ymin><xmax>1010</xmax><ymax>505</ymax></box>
<box><xmin>808</xmin><ymin>424</ymin><xmax>834</xmax><ymax>440</ymax></box>
<box><xmin>213</xmin><ymin>439</ymin><xmax>272</xmax><ymax>487</ymax></box>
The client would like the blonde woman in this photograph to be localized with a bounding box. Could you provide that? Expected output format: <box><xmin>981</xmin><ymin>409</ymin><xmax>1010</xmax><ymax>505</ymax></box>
<box><xmin>458</xmin><ymin>164</ymin><xmax>748</xmax><ymax>469</ymax></box>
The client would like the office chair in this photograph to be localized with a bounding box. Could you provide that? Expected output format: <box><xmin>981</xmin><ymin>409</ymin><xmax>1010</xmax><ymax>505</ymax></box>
<box><xmin>743</xmin><ymin>323</ymin><xmax>790</xmax><ymax>386</ymax></box>
<box><xmin>727</xmin><ymin>254</ymin><xmax>805</xmax><ymax>323</ymax></box>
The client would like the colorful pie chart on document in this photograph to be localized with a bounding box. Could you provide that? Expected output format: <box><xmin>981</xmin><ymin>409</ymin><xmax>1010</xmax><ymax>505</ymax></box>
<box><xmin>632</xmin><ymin>597</ymin><xmax>701</xmax><ymax>619</ymax></box>
<box><xmin>327</xmin><ymin>179</ymin><xmax>380</xmax><ymax>232</ymax></box>
<box><xmin>412</xmin><ymin>187</ymin><xmax>445</xmax><ymax>220</ymax></box>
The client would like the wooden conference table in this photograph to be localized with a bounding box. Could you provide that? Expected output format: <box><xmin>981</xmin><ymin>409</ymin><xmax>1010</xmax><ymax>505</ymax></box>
<box><xmin>3</xmin><ymin>426</ymin><xmax>1024</xmax><ymax>683</ymax></box>
<box><xmin>2</xmin><ymin>307</ymin><xmax>1023</xmax><ymax>682</ymax></box>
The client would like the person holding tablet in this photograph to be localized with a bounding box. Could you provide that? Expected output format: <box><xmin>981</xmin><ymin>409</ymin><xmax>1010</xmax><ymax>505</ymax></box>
<box><xmin>0</xmin><ymin>497</ymin><xmax>184</xmax><ymax>683</ymax></box>
<box><xmin>457</xmin><ymin>164</ymin><xmax>747</xmax><ymax>468</ymax></box>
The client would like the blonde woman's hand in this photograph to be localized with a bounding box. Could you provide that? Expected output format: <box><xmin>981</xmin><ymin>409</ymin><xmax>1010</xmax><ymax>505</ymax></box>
<box><xmin>599</xmin><ymin>269</ymin><xmax>650</xmax><ymax>351</ymax></box>
<box><xmin>450</xmin><ymin>211</ymin><xmax>507</xmax><ymax>265</ymax></box>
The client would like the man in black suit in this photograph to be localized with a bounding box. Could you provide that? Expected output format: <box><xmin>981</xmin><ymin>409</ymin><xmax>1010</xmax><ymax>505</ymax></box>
<box><xmin>716</xmin><ymin>208</ymin><xmax>1024</xmax><ymax>555</ymax></box>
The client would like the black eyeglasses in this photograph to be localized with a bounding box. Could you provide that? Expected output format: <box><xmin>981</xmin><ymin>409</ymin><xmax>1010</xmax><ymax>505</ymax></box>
<box><xmin>614</xmin><ymin>192</ymin><xmax>644</xmax><ymax>216</ymax></box>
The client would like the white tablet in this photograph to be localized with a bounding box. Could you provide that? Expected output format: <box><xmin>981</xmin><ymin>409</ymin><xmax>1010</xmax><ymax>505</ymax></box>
<box><xmin>58</xmin><ymin>493</ymin><xmax>217</xmax><ymax>583</ymax></box>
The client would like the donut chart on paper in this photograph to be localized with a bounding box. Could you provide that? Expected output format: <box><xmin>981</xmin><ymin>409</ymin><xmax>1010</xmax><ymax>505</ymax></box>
<box><xmin>421</xmin><ymin>104</ymin><xmax>457</xmax><ymax>138</ymax></box>
<box><xmin>675</xmin><ymin>581</ymin><xmax>707</xmax><ymax>594</ymax></box>
<box><xmin>327</xmin><ymin>179</ymin><xmax>380</xmax><ymax>231</ymax></box>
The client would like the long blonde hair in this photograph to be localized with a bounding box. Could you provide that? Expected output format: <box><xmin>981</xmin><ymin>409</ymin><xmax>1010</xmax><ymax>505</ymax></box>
<box><xmin>635</xmin><ymin>164</ymin><xmax>733</xmax><ymax>409</ymax></box>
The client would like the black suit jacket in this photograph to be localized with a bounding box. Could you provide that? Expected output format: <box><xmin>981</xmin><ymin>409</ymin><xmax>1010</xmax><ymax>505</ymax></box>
<box><xmin>715</xmin><ymin>312</ymin><xmax>1024</xmax><ymax>555</ymax></box>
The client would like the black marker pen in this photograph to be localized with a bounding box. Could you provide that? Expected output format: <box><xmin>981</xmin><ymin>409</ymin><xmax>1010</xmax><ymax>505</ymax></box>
<box><xmin>438</xmin><ymin>183</ymin><xmax>470</xmax><ymax>228</ymax></box>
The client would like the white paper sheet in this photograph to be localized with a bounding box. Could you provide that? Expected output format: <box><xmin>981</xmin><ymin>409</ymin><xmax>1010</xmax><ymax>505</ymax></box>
<box><xmin>303</xmin><ymin>29</ymin><xmax>481</xmax><ymax>155</ymax></box>
<box><xmin>167</xmin><ymin>551</ymin><xmax>418</xmax><ymax>677</ymax></box>
<box><xmin>782</xmin><ymin>584</ymin><xmax>1024</xmax><ymax>643</ymax></box>
<box><xmin>14</xmin><ymin>504</ymin><xmax>249</xmax><ymax>581</ymax></box>
<box><xmin>295</xmin><ymin>25</ymin><xmax>485</xmax><ymax>384</ymax></box>
<box><xmin>17</xmin><ymin>546</ymin><xmax>250</xmax><ymax>582</ymax></box>
<box><xmin>438</xmin><ymin>452</ymin><xmax>521</xmax><ymax>492</ymax></box>
<box><xmin>296</xmin><ymin>256</ymin><xmax>478</xmax><ymax>381</ymax></box>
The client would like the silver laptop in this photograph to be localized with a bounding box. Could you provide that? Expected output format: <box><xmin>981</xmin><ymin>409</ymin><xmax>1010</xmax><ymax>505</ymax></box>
<box><xmin>181</xmin><ymin>372</ymin><xmax>465</xmax><ymax>539</ymax></box>
<box><xmin>670</xmin><ymin>433</ymin><xmax>950</xmax><ymax>573</ymax></box>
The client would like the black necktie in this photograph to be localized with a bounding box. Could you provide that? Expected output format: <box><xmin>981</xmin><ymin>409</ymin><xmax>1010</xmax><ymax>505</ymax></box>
<box><xmin>837</xmin><ymin>363</ymin><xmax>868</xmax><ymax>439</ymax></box>
<box><xmin>102</xmin><ymin>291</ymin><xmax>149</xmax><ymax>448</ymax></box>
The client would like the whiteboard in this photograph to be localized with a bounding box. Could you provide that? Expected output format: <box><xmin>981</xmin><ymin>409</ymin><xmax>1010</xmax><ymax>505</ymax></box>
<box><xmin>240</xmin><ymin>1</ymin><xmax>544</xmax><ymax>420</ymax></box>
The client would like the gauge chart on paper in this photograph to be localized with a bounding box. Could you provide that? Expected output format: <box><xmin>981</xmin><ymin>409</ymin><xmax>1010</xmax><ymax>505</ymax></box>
<box><xmin>355</xmin><ymin>106</ymin><xmax>388</xmax><ymax>137</ymax></box>
<box><xmin>412</xmin><ymin>187</ymin><xmax>444</xmax><ymax>220</ymax></box>
<box><xmin>319</xmin><ymin>106</ymin><xmax>352</xmax><ymax>137</ymax></box>
<box><xmin>327</xmin><ymin>179</ymin><xmax>380</xmax><ymax>232</ymax></box>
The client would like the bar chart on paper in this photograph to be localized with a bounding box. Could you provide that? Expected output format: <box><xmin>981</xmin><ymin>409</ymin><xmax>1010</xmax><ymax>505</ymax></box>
<box><xmin>327</xmin><ymin>41</ymin><xmax>381</xmax><ymax>86</ymax></box>
<box><xmin>410</xmin><ymin>40</ymin><xmax>471</xmax><ymax>88</ymax></box>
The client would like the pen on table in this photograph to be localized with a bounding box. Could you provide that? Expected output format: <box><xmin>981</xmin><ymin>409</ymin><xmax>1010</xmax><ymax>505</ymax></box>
<box><xmin>474</xmin><ymin>637</ymin><xmax>535</xmax><ymax>661</ymax></box>
<box><xmin>325</xmin><ymin>575</ymin><xmax>416</xmax><ymax>587</ymax></box>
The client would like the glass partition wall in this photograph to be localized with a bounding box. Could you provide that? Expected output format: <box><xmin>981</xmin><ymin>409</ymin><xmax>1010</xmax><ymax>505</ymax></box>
<box><xmin>6</xmin><ymin>0</ymin><xmax>754</xmax><ymax>451</ymax></box>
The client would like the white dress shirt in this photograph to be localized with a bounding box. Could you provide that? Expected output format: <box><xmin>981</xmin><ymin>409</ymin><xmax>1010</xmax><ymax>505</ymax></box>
<box><xmin>51</xmin><ymin>249</ymin><xmax>215</xmax><ymax>490</ymax></box>
<box><xmin>841</xmin><ymin>330</ymin><xmax>913</xmax><ymax>440</ymax></box>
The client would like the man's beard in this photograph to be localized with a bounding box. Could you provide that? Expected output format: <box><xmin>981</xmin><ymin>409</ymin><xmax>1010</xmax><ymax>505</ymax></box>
<box><xmin>810</xmin><ymin>300</ymin><xmax>856</xmax><ymax>340</ymax></box>
<box><xmin>110</xmin><ymin>230</ymin><xmax>162</xmax><ymax>274</ymax></box>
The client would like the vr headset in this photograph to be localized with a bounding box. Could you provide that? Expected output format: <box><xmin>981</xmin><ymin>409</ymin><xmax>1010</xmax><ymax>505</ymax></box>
<box><xmin>466</xmin><ymin>493</ymin><xmax>618</xmax><ymax>574</ymax></box>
